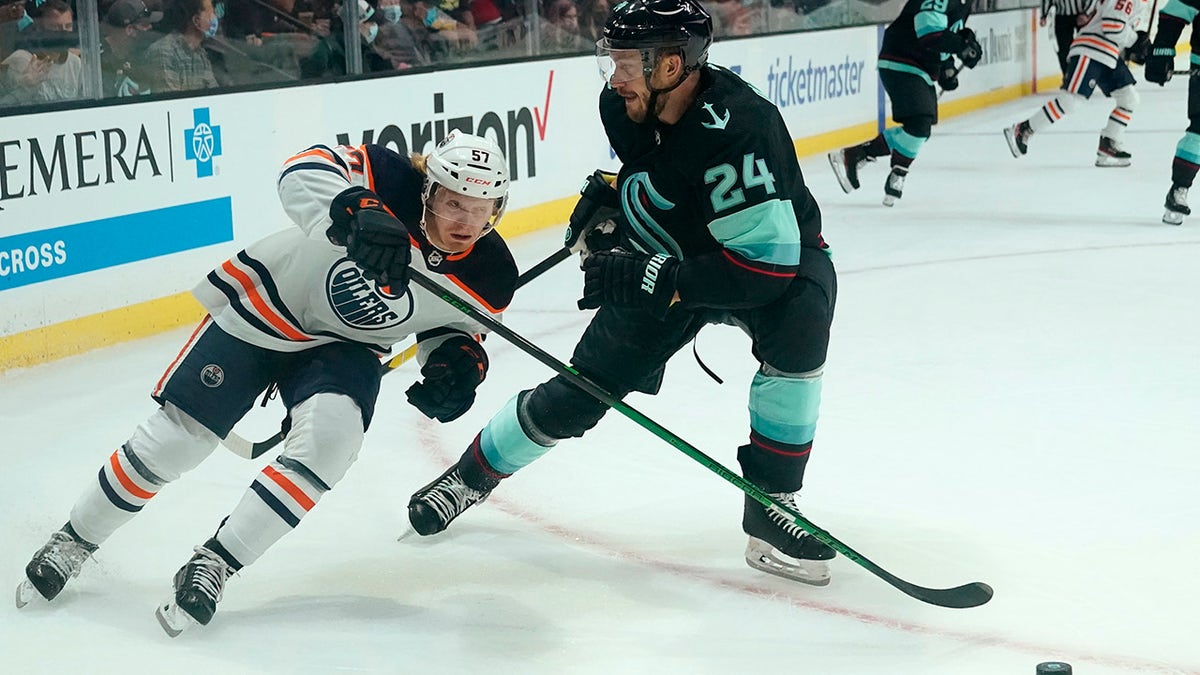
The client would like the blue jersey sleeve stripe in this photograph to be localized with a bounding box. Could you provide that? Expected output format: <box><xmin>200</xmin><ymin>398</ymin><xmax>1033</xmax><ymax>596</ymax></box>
<box><xmin>706</xmin><ymin>200</ymin><xmax>801</xmax><ymax>267</ymax></box>
<box><xmin>1163</xmin><ymin>0</ymin><xmax>1199</xmax><ymax>22</ymax></box>
<box><xmin>915</xmin><ymin>11</ymin><xmax>949</xmax><ymax>39</ymax></box>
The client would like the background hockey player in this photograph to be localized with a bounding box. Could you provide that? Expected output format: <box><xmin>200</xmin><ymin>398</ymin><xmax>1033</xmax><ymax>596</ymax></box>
<box><xmin>1003</xmin><ymin>0</ymin><xmax>1151</xmax><ymax>167</ymax></box>
<box><xmin>827</xmin><ymin>0</ymin><xmax>982</xmax><ymax>206</ymax></box>
<box><xmin>1042</xmin><ymin>0</ymin><xmax>1100</xmax><ymax>77</ymax></box>
<box><xmin>1144</xmin><ymin>0</ymin><xmax>1200</xmax><ymax>224</ymax></box>
<box><xmin>15</xmin><ymin>131</ymin><xmax>517</xmax><ymax>636</ymax></box>
<box><xmin>405</xmin><ymin>0</ymin><xmax>841</xmax><ymax>586</ymax></box>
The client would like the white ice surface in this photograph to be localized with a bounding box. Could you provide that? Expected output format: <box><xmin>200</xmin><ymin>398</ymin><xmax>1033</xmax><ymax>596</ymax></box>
<box><xmin>2</xmin><ymin>81</ymin><xmax>1198</xmax><ymax>674</ymax></box>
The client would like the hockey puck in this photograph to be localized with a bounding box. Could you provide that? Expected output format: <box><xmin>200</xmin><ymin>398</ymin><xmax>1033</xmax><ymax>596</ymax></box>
<box><xmin>1035</xmin><ymin>663</ymin><xmax>1072</xmax><ymax>675</ymax></box>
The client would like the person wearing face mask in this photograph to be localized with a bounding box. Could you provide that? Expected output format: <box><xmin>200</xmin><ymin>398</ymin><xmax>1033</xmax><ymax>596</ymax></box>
<box><xmin>0</xmin><ymin>0</ymin><xmax>83</xmax><ymax>105</ymax></box>
<box><xmin>100</xmin><ymin>0</ymin><xmax>163</xmax><ymax>97</ymax></box>
<box><xmin>372</xmin><ymin>0</ymin><xmax>431</xmax><ymax>68</ymax></box>
<box><xmin>142</xmin><ymin>0</ymin><xmax>219</xmax><ymax>91</ymax></box>
<box><xmin>299</xmin><ymin>0</ymin><xmax>391</xmax><ymax>78</ymax></box>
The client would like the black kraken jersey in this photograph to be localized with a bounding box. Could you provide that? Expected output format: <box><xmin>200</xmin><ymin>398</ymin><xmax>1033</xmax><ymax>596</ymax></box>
<box><xmin>600</xmin><ymin>65</ymin><xmax>825</xmax><ymax>310</ymax></box>
<box><xmin>879</xmin><ymin>0</ymin><xmax>974</xmax><ymax>82</ymax></box>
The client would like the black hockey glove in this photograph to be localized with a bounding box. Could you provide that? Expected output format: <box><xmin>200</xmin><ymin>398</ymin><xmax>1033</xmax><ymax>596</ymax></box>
<box><xmin>958</xmin><ymin>28</ymin><xmax>982</xmax><ymax>69</ymax></box>
<box><xmin>328</xmin><ymin>186</ymin><xmax>412</xmax><ymax>288</ymax></box>
<box><xmin>405</xmin><ymin>335</ymin><xmax>488</xmax><ymax>423</ymax></box>
<box><xmin>1126</xmin><ymin>31</ymin><xmax>1150</xmax><ymax>65</ymax></box>
<box><xmin>564</xmin><ymin>170</ymin><xmax>623</xmax><ymax>264</ymax></box>
<box><xmin>578</xmin><ymin>250</ymin><xmax>679</xmax><ymax>319</ymax></box>
<box><xmin>1145</xmin><ymin>47</ymin><xmax>1176</xmax><ymax>85</ymax></box>
<box><xmin>937</xmin><ymin>59</ymin><xmax>960</xmax><ymax>91</ymax></box>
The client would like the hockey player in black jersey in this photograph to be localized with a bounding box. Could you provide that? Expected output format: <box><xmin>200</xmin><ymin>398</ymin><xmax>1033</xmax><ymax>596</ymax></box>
<box><xmin>408</xmin><ymin>0</ymin><xmax>840</xmax><ymax>586</ymax></box>
<box><xmin>828</xmin><ymin>0</ymin><xmax>982</xmax><ymax>205</ymax></box>
<box><xmin>15</xmin><ymin>133</ymin><xmax>518</xmax><ymax>635</ymax></box>
<box><xmin>1144</xmin><ymin>0</ymin><xmax>1200</xmax><ymax>224</ymax></box>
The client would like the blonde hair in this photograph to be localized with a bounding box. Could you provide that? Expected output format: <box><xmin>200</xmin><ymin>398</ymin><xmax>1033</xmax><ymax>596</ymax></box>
<box><xmin>410</xmin><ymin>152</ymin><xmax>428</xmax><ymax>176</ymax></box>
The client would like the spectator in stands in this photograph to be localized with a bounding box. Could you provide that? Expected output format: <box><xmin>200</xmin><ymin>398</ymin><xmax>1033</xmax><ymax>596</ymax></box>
<box><xmin>372</xmin><ymin>0</ymin><xmax>432</xmax><ymax>68</ymax></box>
<box><xmin>143</xmin><ymin>0</ymin><xmax>219</xmax><ymax>91</ymax></box>
<box><xmin>299</xmin><ymin>0</ymin><xmax>391</xmax><ymax>78</ymax></box>
<box><xmin>0</xmin><ymin>0</ymin><xmax>82</xmax><ymax>105</ymax></box>
<box><xmin>539</xmin><ymin>0</ymin><xmax>588</xmax><ymax>52</ymax></box>
<box><xmin>576</xmin><ymin>0</ymin><xmax>608</xmax><ymax>42</ymax></box>
<box><xmin>101</xmin><ymin>0</ymin><xmax>162</xmax><ymax>96</ymax></box>
<box><xmin>706</xmin><ymin>0</ymin><xmax>751</xmax><ymax>37</ymax></box>
<box><xmin>0</xmin><ymin>0</ymin><xmax>28</xmax><ymax>60</ymax></box>
<box><xmin>414</xmin><ymin>0</ymin><xmax>477</xmax><ymax>56</ymax></box>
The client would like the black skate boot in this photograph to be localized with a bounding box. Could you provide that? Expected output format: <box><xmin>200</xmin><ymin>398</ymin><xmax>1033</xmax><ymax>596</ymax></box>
<box><xmin>156</xmin><ymin>545</ymin><xmax>234</xmax><ymax>637</ymax></box>
<box><xmin>742</xmin><ymin>493</ymin><xmax>835</xmax><ymax>586</ymax></box>
<box><xmin>1164</xmin><ymin>184</ymin><xmax>1190</xmax><ymax>225</ymax></box>
<box><xmin>827</xmin><ymin>145</ymin><xmax>869</xmax><ymax>193</ymax></box>
<box><xmin>15</xmin><ymin>523</ymin><xmax>98</xmax><ymax>608</ymax></box>
<box><xmin>1096</xmin><ymin>136</ymin><xmax>1132</xmax><ymax>167</ymax></box>
<box><xmin>1003</xmin><ymin>121</ymin><xmax>1032</xmax><ymax>158</ymax></box>
<box><xmin>408</xmin><ymin>466</ymin><xmax>493</xmax><ymax>536</ymax></box>
<box><xmin>882</xmin><ymin>166</ymin><xmax>908</xmax><ymax>207</ymax></box>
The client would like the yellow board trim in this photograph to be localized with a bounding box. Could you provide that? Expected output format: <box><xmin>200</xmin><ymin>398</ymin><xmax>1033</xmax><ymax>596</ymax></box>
<box><xmin>0</xmin><ymin>72</ymin><xmax>1062</xmax><ymax>373</ymax></box>
<box><xmin>0</xmin><ymin>292</ymin><xmax>206</xmax><ymax>372</ymax></box>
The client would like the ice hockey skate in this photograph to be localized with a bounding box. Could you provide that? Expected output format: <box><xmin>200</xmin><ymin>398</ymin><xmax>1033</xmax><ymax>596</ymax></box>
<box><xmin>742</xmin><ymin>493</ymin><xmax>835</xmax><ymax>586</ymax></box>
<box><xmin>1164</xmin><ymin>185</ymin><xmax>1190</xmax><ymax>225</ymax></box>
<box><xmin>155</xmin><ymin>545</ymin><xmax>233</xmax><ymax>637</ymax></box>
<box><xmin>1096</xmin><ymin>136</ymin><xmax>1132</xmax><ymax>167</ymax></box>
<box><xmin>408</xmin><ymin>466</ymin><xmax>492</xmax><ymax>535</ymax></box>
<box><xmin>15</xmin><ymin>524</ymin><xmax>97</xmax><ymax>608</ymax></box>
<box><xmin>827</xmin><ymin>145</ymin><xmax>868</xmax><ymax>193</ymax></box>
<box><xmin>1003</xmin><ymin>121</ymin><xmax>1031</xmax><ymax>158</ymax></box>
<box><xmin>882</xmin><ymin>166</ymin><xmax>908</xmax><ymax>207</ymax></box>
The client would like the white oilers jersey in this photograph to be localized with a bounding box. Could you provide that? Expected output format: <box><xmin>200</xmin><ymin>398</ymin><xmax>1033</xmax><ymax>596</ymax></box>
<box><xmin>1070</xmin><ymin>0</ymin><xmax>1151</xmax><ymax>68</ymax></box>
<box><xmin>192</xmin><ymin>143</ymin><xmax>517</xmax><ymax>356</ymax></box>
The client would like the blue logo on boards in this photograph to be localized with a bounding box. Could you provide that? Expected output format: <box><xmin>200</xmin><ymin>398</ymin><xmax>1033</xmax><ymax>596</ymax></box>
<box><xmin>184</xmin><ymin>108</ymin><xmax>222</xmax><ymax>178</ymax></box>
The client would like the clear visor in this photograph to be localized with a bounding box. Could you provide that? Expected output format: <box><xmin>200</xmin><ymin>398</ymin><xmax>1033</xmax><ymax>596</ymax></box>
<box><xmin>427</xmin><ymin>188</ymin><xmax>501</xmax><ymax>230</ymax></box>
<box><xmin>596</xmin><ymin>39</ymin><xmax>646</xmax><ymax>85</ymax></box>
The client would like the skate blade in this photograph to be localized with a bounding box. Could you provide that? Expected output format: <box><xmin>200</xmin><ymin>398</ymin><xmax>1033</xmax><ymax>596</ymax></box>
<box><xmin>826</xmin><ymin>152</ymin><xmax>856</xmax><ymax>194</ymax></box>
<box><xmin>155</xmin><ymin>599</ymin><xmax>194</xmax><ymax>638</ymax></box>
<box><xmin>744</xmin><ymin>537</ymin><xmax>831</xmax><ymax>586</ymax></box>
<box><xmin>396</xmin><ymin>524</ymin><xmax>419</xmax><ymax>542</ymax></box>
<box><xmin>1095</xmin><ymin>154</ymin><xmax>1131</xmax><ymax>168</ymax></box>
<box><xmin>1003</xmin><ymin>128</ymin><xmax>1024</xmax><ymax>158</ymax></box>
<box><xmin>1164</xmin><ymin>210</ymin><xmax>1185</xmax><ymax>225</ymax></box>
<box><xmin>882</xmin><ymin>194</ymin><xmax>897</xmax><ymax>207</ymax></box>
<box><xmin>15</xmin><ymin>579</ymin><xmax>38</xmax><ymax>609</ymax></box>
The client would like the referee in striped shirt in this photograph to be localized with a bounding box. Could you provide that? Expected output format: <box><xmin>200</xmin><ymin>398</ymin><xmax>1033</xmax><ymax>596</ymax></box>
<box><xmin>1042</xmin><ymin>0</ymin><xmax>1093</xmax><ymax>76</ymax></box>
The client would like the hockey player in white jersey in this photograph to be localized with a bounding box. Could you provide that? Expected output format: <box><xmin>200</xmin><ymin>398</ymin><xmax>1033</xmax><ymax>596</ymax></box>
<box><xmin>15</xmin><ymin>131</ymin><xmax>518</xmax><ymax>636</ymax></box>
<box><xmin>1004</xmin><ymin>0</ymin><xmax>1151</xmax><ymax>166</ymax></box>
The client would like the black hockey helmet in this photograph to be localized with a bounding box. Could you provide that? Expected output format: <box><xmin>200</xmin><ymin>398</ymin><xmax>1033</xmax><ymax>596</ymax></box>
<box><xmin>597</xmin><ymin>0</ymin><xmax>712</xmax><ymax>83</ymax></box>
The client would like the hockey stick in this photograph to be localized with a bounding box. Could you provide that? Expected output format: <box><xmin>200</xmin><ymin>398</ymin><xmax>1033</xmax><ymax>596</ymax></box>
<box><xmin>220</xmin><ymin>245</ymin><xmax>575</xmax><ymax>460</ymax></box>
<box><xmin>936</xmin><ymin>60</ymin><xmax>965</xmax><ymax>100</ymax></box>
<box><xmin>407</xmin><ymin>268</ymin><xmax>994</xmax><ymax>609</ymax></box>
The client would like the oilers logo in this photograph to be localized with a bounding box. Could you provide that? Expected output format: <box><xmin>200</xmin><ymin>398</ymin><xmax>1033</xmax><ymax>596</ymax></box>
<box><xmin>326</xmin><ymin>259</ymin><xmax>412</xmax><ymax>330</ymax></box>
<box><xmin>200</xmin><ymin>364</ymin><xmax>224</xmax><ymax>388</ymax></box>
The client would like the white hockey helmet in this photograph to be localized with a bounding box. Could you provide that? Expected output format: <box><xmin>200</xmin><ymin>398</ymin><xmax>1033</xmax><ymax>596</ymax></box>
<box><xmin>423</xmin><ymin>131</ymin><xmax>510</xmax><ymax>234</ymax></box>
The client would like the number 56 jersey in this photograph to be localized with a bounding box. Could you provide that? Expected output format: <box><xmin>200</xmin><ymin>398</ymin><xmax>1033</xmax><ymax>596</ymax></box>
<box><xmin>600</xmin><ymin>64</ymin><xmax>826</xmax><ymax>310</ymax></box>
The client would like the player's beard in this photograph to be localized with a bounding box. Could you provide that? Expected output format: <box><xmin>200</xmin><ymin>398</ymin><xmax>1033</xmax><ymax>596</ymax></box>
<box><xmin>625</xmin><ymin>89</ymin><xmax>667</xmax><ymax>124</ymax></box>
